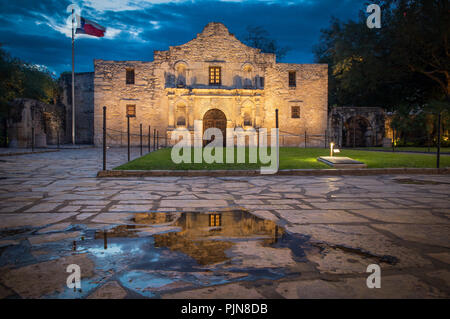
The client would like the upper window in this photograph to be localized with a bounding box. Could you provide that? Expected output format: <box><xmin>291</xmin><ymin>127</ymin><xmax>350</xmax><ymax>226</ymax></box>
<box><xmin>209</xmin><ymin>214</ymin><xmax>222</xmax><ymax>227</ymax></box>
<box><xmin>126</xmin><ymin>104</ymin><xmax>136</xmax><ymax>117</ymax></box>
<box><xmin>209</xmin><ymin>66</ymin><xmax>221</xmax><ymax>85</ymax></box>
<box><xmin>288</xmin><ymin>71</ymin><xmax>296</xmax><ymax>87</ymax></box>
<box><xmin>291</xmin><ymin>106</ymin><xmax>300</xmax><ymax>119</ymax></box>
<box><xmin>126</xmin><ymin>69</ymin><xmax>135</xmax><ymax>85</ymax></box>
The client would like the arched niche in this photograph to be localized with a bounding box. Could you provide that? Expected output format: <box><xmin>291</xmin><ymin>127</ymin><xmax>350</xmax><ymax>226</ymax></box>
<box><xmin>241</xmin><ymin>63</ymin><xmax>254</xmax><ymax>89</ymax></box>
<box><xmin>174</xmin><ymin>61</ymin><xmax>188</xmax><ymax>87</ymax></box>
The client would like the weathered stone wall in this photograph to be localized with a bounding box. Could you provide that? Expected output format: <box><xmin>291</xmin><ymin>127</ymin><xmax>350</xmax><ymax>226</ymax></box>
<box><xmin>265</xmin><ymin>63</ymin><xmax>328</xmax><ymax>146</ymax></box>
<box><xmin>7</xmin><ymin>98</ymin><xmax>65</xmax><ymax>147</ymax></box>
<box><xmin>94</xmin><ymin>22</ymin><xmax>328</xmax><ymax>147</ymax></box>
<box><xmin>94</xmin><ymin>60</ymin><xmax>164</xmax><ymax>146</ymax></box>
<box><xmin>59</xmin><ymin>72</ymin><xmax>94</xmax><ymax>144</ymax></box>
<box><xmin>329</xmin><ymin>106</ymin><xmax>386</xmax><ymax>147</ymax></box>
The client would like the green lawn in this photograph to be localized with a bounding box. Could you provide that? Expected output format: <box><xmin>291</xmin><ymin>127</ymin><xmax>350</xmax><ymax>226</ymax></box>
<box><xmin>115</xmin><ymin>147</ymin><xmax>450</xmax><ymax>170</ymax></box>
<box><xmin>356</xmin><ymin>146</ymin><xmax>450</xmax><ymax>153</ymax></box>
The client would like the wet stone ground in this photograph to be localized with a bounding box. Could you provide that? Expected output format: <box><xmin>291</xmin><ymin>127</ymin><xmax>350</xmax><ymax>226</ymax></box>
<box><xmin>0</xmin><ymin>210</ymin><xmax>312</xmax><ymax>298</ymax></box>
<box><xmin>0</xmin><ymin>148</ymin><xmax>449</xmax><ymax>298</ymax></box>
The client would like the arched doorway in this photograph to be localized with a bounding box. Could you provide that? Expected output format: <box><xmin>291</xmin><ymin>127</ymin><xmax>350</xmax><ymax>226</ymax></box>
<box><xmin>203</xmin><ymin>109</ymin><xmax>227</xmax><ymax>146</ymax></box>
<box><xmin>343</xmin><ymin>116</ymin><xmax>372</xmax><ymax>147</ymax></box>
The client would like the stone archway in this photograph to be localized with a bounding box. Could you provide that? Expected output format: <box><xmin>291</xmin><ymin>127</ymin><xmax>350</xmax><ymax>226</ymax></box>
<box><xmin>344</xmin><ymin>116</ymin><xmax>373</xmax><ymax>147</ymax></box>
<box><xmin>203</xmin><ymin>109</ymin><xmax>227</xmax><ymax>146</ymax></box>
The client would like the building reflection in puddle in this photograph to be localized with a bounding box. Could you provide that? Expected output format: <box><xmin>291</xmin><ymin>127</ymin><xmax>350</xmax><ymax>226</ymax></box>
<box><xmin>0</xmin><ymin>210</ymin><xmax>307</xmax><ymax>298</ymax></box>
<box><xmin>95</xmin><ymin>210</ymin><xmax>283</xmax><ymax>266</ymax></box>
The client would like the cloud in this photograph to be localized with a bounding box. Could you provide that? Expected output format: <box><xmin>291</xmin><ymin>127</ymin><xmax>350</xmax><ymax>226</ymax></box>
<box><xmin>0</xmin><ymin>0</ymin><xmax>365</xmax><ymax>74</ymax></box>
<box><xmin>81</xmin><ymin>0</ymin><xmax>188</xmax><ymax>12</ymax></box>
<box><xmin>105</xmin><ymin>27</ymin><xmax>122</xmax><ymax>39</ymax></box>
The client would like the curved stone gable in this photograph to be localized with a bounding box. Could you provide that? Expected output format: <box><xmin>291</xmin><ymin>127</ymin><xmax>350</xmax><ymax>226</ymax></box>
<box><xmin>155</xmin><ymin>22</ymin><xmax>275</xmax><ymax>65</ymax></box>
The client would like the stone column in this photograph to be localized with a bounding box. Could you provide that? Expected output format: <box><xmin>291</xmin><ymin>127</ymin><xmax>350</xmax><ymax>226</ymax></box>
<box><xmin>168</xmin><ymin>95</ymin><xmax>175</xmax><ymax>128</ymax></box>
<box><xmin>187</xmin><ymin>96</ymin><xmax>194</xmax><ymax>129</ymax></box>
<box><xmin>255</xmin><ymin>98</ymin><xmax>261</xmax><ymax>127</ymax></box>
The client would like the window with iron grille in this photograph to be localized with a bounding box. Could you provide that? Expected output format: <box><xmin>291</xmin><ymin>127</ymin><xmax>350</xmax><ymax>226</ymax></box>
<box><xmin>209</xmin><ymin>66</ymin><xmax>221</xmax><ymax>85</ymax></box>
<box><xmin>291</xmin><ymin>106</ymin><xmax>300</xmax><ymax>118</ymax></box>
<box><xmin>126</xmin><ymin>69</ymin><xmax>135</xmax><ymax>84</ymax></box>
<box><xmin>288</xmin><ymin>71</ymin><xmax>296</xmax><ymax>87</ymax></box>
<box><xmin>126</xmin><ymin>104</ymin><xmax>136</xmax><ymax>117</ymax></box>
<box><xmin>209</xmin><ymin>214</ymin><xmax>222</xmax><ymax>227</ymax></box>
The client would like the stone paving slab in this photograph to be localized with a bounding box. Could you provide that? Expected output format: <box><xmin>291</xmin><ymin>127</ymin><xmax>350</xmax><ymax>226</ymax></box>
<box><xmin>97</xmin><ymin>167</ymin><xmax>450</xmax><ymax>177</ymax></box>
<box><xmin>0</xmin><ymin>148</ymin><xmax>449</xmax><ymax>299</ymax></box>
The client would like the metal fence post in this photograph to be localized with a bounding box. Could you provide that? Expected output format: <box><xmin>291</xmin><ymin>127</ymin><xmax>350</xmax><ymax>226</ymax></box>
<box><xmin>57</xmin><ymin>128</ymin><xmax>60</xmax><ymax>149</ymax></box>
<box><xmin>157</xmin><ymin>130</ymin><xmax>159</xmax><ymax>149</ymax></box>
<box><xmin>103</xmin><ymin>106</ymin><xmax>106</xmax><ymax>171</ymax></box>
<box><xmin>127</xmin><ymin>116</ymin><xmax>130</xmax><ymax>162</ymax></box>
<box><xmin>153</xmin><ymin>128</ymin><xmax>156</xmax><ymax>150</ymax></box>
<box><xmin>31</xmin><ymin>127</ymin><xmax>35</xmax><ymax>152</ymax></box>
<box><xmin>140</xmin><ymin>123</ymin><xmax>143</xmax><ymax>156</ymax></box>
<box><xmin>257</xmin><ymin>127</ymin><xmax>260</xmax><ymax>148</ymax></box>
<box><xmin>275</xmin><ymin>109</ymin><xmax>278</xmax><ymax>128</ymax></box>
<box><xmin>374</xmin><ymin>127</ymin><xmax>377</xmax><ymax>146</ymax></box>
<box><xmin>275</xmin><ymin>109</ymin><xmax>279</xmax><ymax>149</ymax></box>
<box><xmin>304</xmin><ymin>130</ymin><xmax>307</xmax><ymax>148</ymax></box>
<box><xmin>148</xmin><ymin>125</ymin><xmax>151</xmax><ymax>152</ymax></box>
<box><xmin>2</xmin><ymin>118</ymin><xmax>7</xmax><ymax>147</ymax></box>
<box><xmin>437</xmin><ymin>112</ymin><xmax>441</xmax><ymax>169</ymax></box>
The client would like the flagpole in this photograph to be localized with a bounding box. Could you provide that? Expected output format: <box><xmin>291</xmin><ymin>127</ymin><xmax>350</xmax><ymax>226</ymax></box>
<box><xmin>71</xmin><ymin>9</ymin><xmax>75</xmax><ymax>145</ymax></box>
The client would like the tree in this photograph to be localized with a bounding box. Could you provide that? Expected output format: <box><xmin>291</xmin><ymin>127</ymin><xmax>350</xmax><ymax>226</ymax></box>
<box><xmin>0</xmin><ymin>45</ymin><xmax>57</xmax><ymax>118</ymax></box>
<box><xmin>314</xmin><ymin>0</ymin><xmax>448</xmax><ymax>108</ymax></box>
<box><xmin>391</xmin><ymin>0</ymin><xmax>449</xmax><ymax>100</ymax></box>
<box><xmin>0</xmin><ymin>46</ymin><xmax>23</xmax><ymax>117</ymax></box>
<box><xmin>243</xmin><ymin>26</ymin><xmax>290</xmax><ymax>61</ymax></box>
<box><xmin>314</xmin><ymin>0</ymin><xmax>449</xmax><ymax>146</ymax></box>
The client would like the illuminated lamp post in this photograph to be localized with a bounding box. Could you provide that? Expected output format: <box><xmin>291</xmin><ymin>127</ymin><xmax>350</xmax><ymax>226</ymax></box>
<box><xmin>330</xmin><ymin>142</ymin><xmax>340</xmax><ymax>157</ymax></box>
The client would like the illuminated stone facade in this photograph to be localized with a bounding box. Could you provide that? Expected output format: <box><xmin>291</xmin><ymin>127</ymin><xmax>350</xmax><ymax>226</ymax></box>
<box><xmin>93</xmin><ymin>22</ymin><xmax>328</xmax><ymax>146</ymax></box>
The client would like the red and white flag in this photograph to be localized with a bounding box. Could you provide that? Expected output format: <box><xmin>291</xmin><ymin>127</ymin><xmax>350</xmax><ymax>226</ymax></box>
<box><xmin>75</xmin><ymin>15</ymin><xmax>106</xmax><ymax>37</ymax></box>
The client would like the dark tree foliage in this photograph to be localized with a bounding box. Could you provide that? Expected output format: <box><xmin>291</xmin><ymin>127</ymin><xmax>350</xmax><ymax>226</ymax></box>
<box><xmin>314</xmin><ymin>0</ymin><xmax>449</xmax><ymax>110</ymax></box>
<box><xmin>314</xmin><ymin>0</ymin><xmax>449</xmax><ymax>146</ymax></box>
<box><xmin>243</xmin><ymin>25</ymin><xmax>290</xmax><ymax>61</ymax></box>
<box><xmin>0</xmin><ymin>45</ymin><xmax>57</xmax><ymax>117</ymax></box>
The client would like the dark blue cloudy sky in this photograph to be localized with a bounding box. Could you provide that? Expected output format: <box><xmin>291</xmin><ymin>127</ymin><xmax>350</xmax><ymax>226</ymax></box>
<box><xmin>0</xmin><ymin>0</ymin><xmax>367</xmax><ymax>76</ymax></box>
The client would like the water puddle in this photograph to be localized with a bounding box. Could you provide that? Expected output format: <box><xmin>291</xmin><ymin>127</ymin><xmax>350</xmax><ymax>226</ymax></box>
<box><xmin>394</xmin><ymin>178</ymin><xmax>450</xmax><ymax>185</ymax></box>
<box><xmin>0</xmin><ymin>210</ymin><xmax>311</xmax><ymax>299</ymax></box>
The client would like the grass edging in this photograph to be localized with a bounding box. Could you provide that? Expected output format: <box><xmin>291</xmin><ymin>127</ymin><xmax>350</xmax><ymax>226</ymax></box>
<box><xmin>97</xmin><ymin>167</ymin><xmax>450</xmax><ymax>177</ymax></box>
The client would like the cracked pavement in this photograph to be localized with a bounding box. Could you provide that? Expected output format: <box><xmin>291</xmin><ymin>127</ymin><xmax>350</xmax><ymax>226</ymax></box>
<box><xmin>0</xmin><ymin>148</ymin><xmax>449</xmax><ymax>298</ymax></box>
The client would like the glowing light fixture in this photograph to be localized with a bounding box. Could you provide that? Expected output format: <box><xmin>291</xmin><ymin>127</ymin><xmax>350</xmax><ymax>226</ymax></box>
<box><xmin>330</xmin><ymin>142</ymin><xmax>340</xmax><ymax>157</ymax></box>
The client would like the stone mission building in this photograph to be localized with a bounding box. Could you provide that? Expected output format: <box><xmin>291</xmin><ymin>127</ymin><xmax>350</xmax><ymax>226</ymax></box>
<box><xmin>93</xmin><ymin>22</ymin><xmax>328</xmax><ymax>146</ymax></box>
